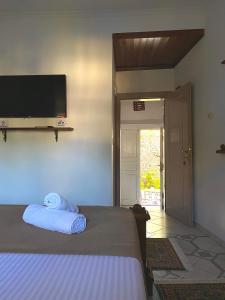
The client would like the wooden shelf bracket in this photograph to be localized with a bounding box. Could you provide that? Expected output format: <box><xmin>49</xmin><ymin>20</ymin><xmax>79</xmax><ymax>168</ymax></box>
<box><xmin>1</xmin><ymin>129</ymin><xmax>7</xmax><ymax>142</ymax></box>
<box><xmin>54</xmin><ymin>129</ymin><xmax>59</xmax><ymax>142</ymax></box>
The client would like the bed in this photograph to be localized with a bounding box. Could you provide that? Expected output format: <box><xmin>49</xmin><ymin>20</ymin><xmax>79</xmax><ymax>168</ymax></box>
<box><xmin>0</xmin><ymin>205</ymin><xmax>148</xmax><ymax>300</ymax></box>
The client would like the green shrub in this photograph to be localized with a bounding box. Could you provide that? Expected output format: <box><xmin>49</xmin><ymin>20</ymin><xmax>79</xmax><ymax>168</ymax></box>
<box><xmin>140</xmin><ymin>170</ymin><xmax>160</xmax><ymax>190</ymax></box>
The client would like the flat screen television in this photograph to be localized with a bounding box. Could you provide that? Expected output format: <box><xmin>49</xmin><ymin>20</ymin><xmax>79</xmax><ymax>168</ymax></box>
<box><xmin>0</xmin><ymin>75</ymin><xmax>67</xmax><ymax>118</ymax></box>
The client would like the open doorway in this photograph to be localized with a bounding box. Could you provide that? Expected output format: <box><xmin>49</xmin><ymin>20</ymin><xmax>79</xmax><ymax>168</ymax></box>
<box><xmin>139</xmin><ymin>129</ymin><xmax>164</xmax><ymax>209</ymax></box>
<box><xmin>115</xmin><ymin>84</ymin><xmax>193</xmax><ymax>226</ymax></box>
<box><xmin>113</xmin><ymin>30</ymin><xmax>198</xmax><ymax>225</ymax></box>
<box><xmin>119</xmin><ymin>98</ymin><xmax>165</xmax><ymax>210</ymax></box>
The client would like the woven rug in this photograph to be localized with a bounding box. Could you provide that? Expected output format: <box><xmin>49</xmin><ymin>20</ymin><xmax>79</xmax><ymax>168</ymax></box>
<box><xmin>155</xmin><ymin>283</ymin><xmax>225</xmax><ymax>300</ymax></box>
<box><xmin>147</xmin><ymin>238</ymin><xmax>185</xmax><ymax>270</ymax></box>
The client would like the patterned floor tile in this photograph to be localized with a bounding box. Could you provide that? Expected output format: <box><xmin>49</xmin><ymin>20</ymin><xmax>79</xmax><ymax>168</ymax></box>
<box><xmin>193</xmin><ymin>237</ymin><xmax>225</xmax><ymax>253</ymax></box>
<box><xmin>147</xmin><ymin>207</ymin><xmax>225</xmax><ymax>282</ymax></box>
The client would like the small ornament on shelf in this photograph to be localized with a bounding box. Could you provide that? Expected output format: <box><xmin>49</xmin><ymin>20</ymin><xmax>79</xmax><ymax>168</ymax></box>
<box><xmin>56</xmin><ymin>119</ymin><xmax>65</xmax><ymax>127</ymax></box>
<box><xmin>0</xmin><ymin>120</ymin><xmax>8</xmax><ymax>128</ymax></box>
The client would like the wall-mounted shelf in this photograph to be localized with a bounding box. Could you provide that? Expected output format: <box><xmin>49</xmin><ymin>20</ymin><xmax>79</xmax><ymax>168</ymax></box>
<box><xmin>0</xmin><ymin>127</ymin><xmax>74</xmax><ymax>142</ymax></box>
<box><xmin>216</xmin><ymin>144</ymin><xmax>225</xmax><ymax>154</ymax></box>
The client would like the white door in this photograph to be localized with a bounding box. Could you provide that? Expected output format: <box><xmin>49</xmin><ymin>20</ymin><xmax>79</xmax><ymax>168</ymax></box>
<box><xmin>165</xmin><ymin>83</ymin><xmax>193</xmax><ymax>225</ymax></box>
<box><xmin>120</xmin><ymin>129</ymin><xmax>140</xmax><ymax>206</ymax></box>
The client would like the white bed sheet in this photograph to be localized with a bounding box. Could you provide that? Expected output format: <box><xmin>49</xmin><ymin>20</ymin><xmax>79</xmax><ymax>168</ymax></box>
<box><xmin>0</xmin><ymin>253</ymin><xmax>146</xmax><ymax>300</ymax></box>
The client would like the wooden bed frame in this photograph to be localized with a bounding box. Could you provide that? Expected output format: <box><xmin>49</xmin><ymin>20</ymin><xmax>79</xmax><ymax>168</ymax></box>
<box><xmin>130</xmin><ymin>204</ymin><xmax>150</xmax><ymax>264</ymax></box>
<box><xmin>130</xmin><ymin>204</ymin><xmax>152</xmax><ymax>294</ymax></box>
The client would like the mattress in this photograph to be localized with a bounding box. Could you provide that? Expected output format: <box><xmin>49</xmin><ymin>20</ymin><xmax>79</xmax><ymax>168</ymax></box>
<box><xmin>0</xmin><ymin>205</ymin><xmax>146</xmax><ymax>299</ymax></box>
<box><xmin>0</xmin><ymin>205</ymin><xmax>141</xmax><ymax>261</ymax></box>
<box><xmin>0</xmin><ymin>253</ymin><xmax>146</xmax><ymax>300</ymax></box>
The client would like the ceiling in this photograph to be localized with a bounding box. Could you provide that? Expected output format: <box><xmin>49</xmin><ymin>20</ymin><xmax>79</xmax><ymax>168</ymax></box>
<box><xmin>113</xmin><ymin>29</ymin><xmax>204</xmax><ymax>71</ymax></box>
<box><xmin>0</xmin><ymin>0</ymin><xmax>205</xmax><ymax>13</ymax></box>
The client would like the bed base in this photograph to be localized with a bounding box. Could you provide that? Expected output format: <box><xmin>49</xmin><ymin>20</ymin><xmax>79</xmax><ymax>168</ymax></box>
<box><xmin>130</xmin><ymin>204</ymin><xmax>153</xmax><ymax>295</ymax></box>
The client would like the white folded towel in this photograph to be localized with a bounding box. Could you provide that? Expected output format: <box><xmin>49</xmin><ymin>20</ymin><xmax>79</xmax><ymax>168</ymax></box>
<box><xmin>44</xmin><ymin>193</ymin><xmax>79</xmax><ymax>213</ymax></box>
<box><xmin>23</xmin><ymin>204</ymin><xmax>86</xmax><ymax>234</ymax></box>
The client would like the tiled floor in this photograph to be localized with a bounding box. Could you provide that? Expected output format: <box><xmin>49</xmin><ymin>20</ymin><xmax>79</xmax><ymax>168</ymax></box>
<box><xmin>147</xmin><ymin>206</ymin><xmax>225</xmax><ymax>283</ymax></box>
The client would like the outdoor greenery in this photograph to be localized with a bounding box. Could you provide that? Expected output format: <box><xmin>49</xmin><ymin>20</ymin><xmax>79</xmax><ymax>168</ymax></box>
<box><xmin>140</xmin><ymin>130</ymin><xmax>160</xmax><ymax>192</ymax></box>
<box><xmin>140</xmin><ymin>169</ymin><xmax>160</xmax><ymax>190</ymax></box>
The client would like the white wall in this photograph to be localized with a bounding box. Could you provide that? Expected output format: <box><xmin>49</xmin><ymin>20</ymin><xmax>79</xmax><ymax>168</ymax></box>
<box><xmin>0</xmin><ymin>15</ymin><xmax>113</xmax><ymax>206</ymax></box>
<box><xmin>175</xmin><ymin>0</ymin><xmax>225</xmax><ymax>241</ymax></box>
<box><xmin>0</xmin><ymin>7</ymin><xmax>205</xmax><ymax>206</ymax></box>
<box><xmin>121</xmin><ymin>100</ymin><xmax>164</xmax><ymax>127</ymax></box>
<box><xmin>116</xmin><ymin>69</ymin><xmax>175</xmax><ymax>93</ymax></box>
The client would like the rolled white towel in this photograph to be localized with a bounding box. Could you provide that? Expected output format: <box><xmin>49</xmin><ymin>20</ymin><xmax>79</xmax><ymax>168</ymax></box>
<box><xmin>23</xmin><ymin>204</ymin><xmax>86</xmax><ymax>234</ymax></box>
<box><xmin>44</xmin><ymin>193</ymin><xmax>79</xmax><ymax>213</ymax></box>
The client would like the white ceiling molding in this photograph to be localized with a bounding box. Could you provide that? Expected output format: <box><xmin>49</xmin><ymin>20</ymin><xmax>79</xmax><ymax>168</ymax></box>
<box><xmin>0</xmin><ymin>0</ymin><xmax>208</xmax><ymax>17</ymax></box>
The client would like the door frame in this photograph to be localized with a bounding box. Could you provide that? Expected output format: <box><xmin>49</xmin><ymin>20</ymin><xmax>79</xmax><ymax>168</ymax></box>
<box><xmin>160</xmin><ymin>127</ymin><xmax>165</xmax><ymax>210</ymax></box>
<box><xmin>113</xmin><ymin>91</ymin><xmax>172</xmax><ymax>206</ymax></box>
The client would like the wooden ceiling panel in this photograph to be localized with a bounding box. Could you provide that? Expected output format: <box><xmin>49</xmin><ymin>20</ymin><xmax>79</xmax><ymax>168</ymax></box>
<box><xmin>113</xmin><ymin>29</ymin><xmax>204</xmax><ymax>71</ymax></box>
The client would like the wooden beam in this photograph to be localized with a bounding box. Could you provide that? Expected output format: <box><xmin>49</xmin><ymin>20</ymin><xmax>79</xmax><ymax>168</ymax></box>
<box><xmin>116</xmin><ymin>65</ymin><xmax>174</xmax><ymax>71</ymax></box>
<box><xmin>117</xmin><ymin>91</ymin><xmax>173</xmax><ymax>100</ymax></box>
<box><xmin>113</xmin><ymin>29</ymin><xmax>205</xmax><ymax>71</ymax></box>
<box><xmin>113</xmin><ymin>29</ymin><xmax>204</xmax><ymax>40</ymax></box>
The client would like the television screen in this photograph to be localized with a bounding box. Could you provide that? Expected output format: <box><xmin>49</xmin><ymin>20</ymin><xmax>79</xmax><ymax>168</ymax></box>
<box><xmin>0</xmin><ymin>75</ymin><xmax>67</xmax><ymax>118</ymax></box>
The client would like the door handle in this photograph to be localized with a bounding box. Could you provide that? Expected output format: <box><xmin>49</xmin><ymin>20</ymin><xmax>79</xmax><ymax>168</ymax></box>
<box><xmin>182</xmin><ymin>147</ymin><xmax>192</xmax><ymax>161</ymax></box>
<box><xmin>182</xmin><ymin>147</ymin><xmax>192</xmax><ymax>154</ymax></box>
